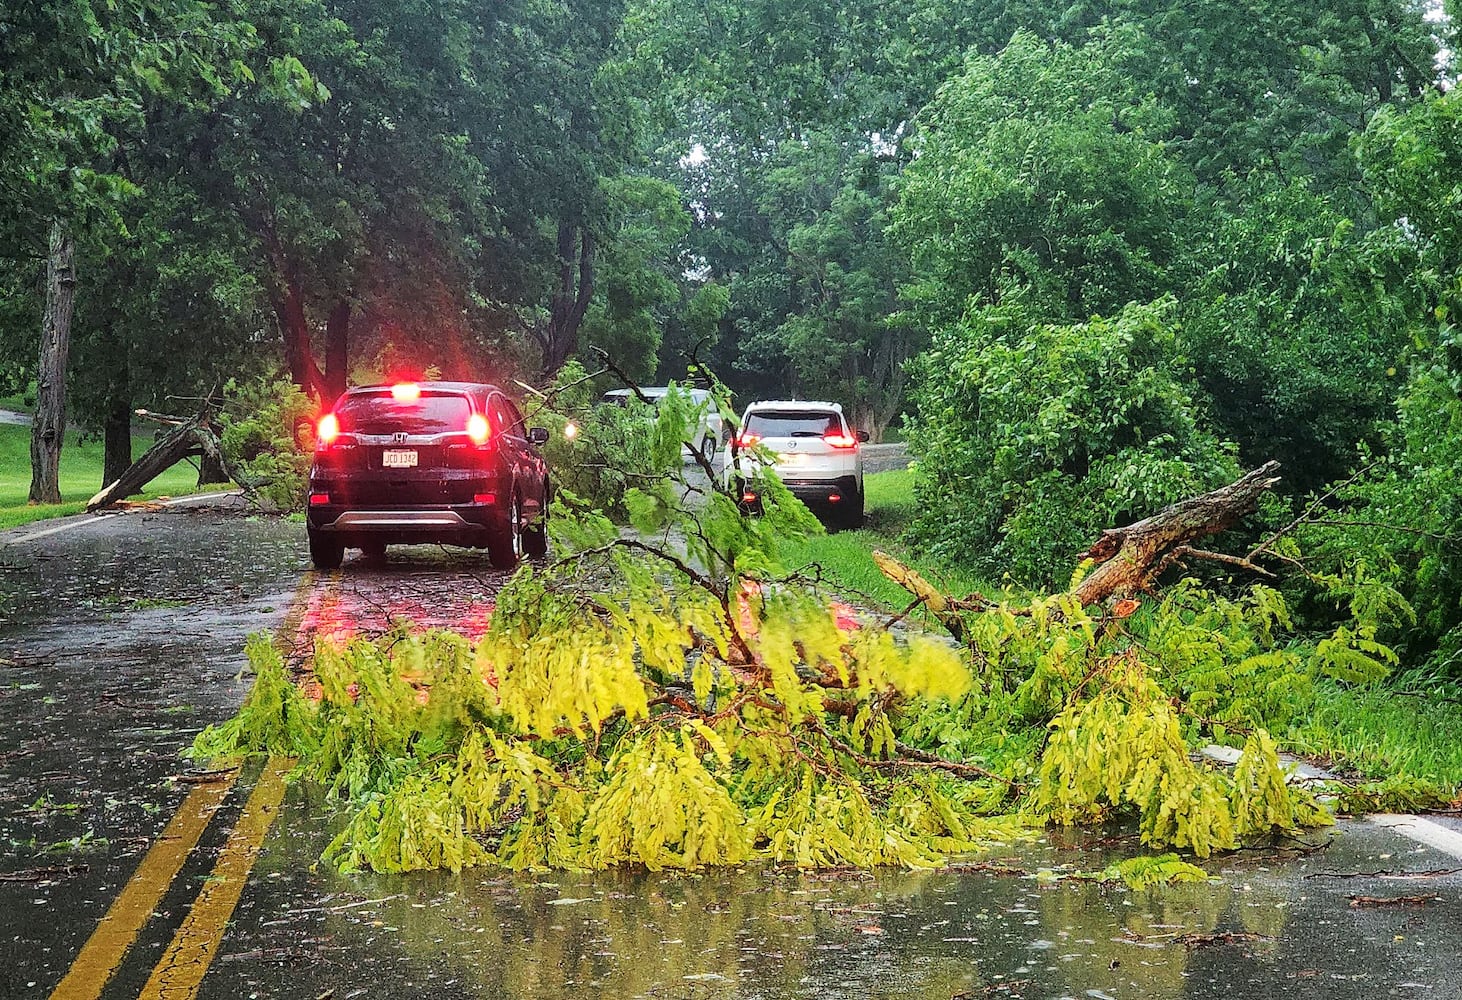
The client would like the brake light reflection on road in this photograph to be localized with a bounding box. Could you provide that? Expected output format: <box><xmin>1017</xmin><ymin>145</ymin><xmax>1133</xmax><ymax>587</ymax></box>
<box><xmin>467</xmin><ymin>413</ymin><xmax>492</xmax><ymax>445</ymax></box>
<box><xmin>316</xmin><ymin>413</ymin><xmax>340</xmax><ymax>448</ymax></box>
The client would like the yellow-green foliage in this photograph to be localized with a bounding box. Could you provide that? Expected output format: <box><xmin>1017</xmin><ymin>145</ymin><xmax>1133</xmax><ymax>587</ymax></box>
<box><xmin>1030</xmin><ymin>659</ymin><xmax>1331</xmax><ymax>857</ymax></box>
<box><xmin>1095</xmin><ymin>853</ymin><xmax>1211</xmax><ymax>889</ymax></box>
<box><xmin>188</xmin><ymin>633</ymin><xmax>318</xmax><ymax>761</ymax></box>
<box><xmin>579</xmin><ymin>728</ymin><xmax>751</xmax><ymax>870</ymax></box>
<box><xmin>197</xmin><ymin>439</ymin><xmax>1390</xmax><ymax>873</ymax></box>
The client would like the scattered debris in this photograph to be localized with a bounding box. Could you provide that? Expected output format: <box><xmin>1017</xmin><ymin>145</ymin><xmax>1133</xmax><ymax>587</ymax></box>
<box><xmin>1348</xmin><ymin>894</ymin><xmax>1441</xmax><ymax>908</ymax></box>
<box><xmin>0</xmin><ymin>863</ymin><xmax>89</xmax><ymax>882</ymax></box>
<box><xmin>1176</xmin><ymin>930</ymin><xmax>1274</xmax><ymax>949</ymax></box>
<box><xmin>175</xmin><ymin>766</ymin><xmax>240</xmax><ymax>785</ymax></box>
<box><xmin>1306</xmin><ymin>868</ymin><xmax>1462</xmax><ymax>881</ymax></box>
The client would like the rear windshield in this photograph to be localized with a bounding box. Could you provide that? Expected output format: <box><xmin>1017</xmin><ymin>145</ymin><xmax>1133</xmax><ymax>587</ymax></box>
<box><xmin>744</xmin><ymin>410</ymin><xmax>843</xmax><ymax>438</ymax></box>
<box><xmin>335</xmin><ymin>392</ymin><xmax>472</xmax><ymax>434</ymax></box>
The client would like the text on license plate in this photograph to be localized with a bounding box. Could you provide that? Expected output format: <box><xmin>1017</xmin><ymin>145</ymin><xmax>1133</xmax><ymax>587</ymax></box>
<box><xmin>382</xmin><ymin>449</ymin><xmax>418</xmax><ymax>468</ymax></box>
<box><xmin>776</xmin><ymin>453</ymin><xmax>805</xmax><ymax>466</ymax></box>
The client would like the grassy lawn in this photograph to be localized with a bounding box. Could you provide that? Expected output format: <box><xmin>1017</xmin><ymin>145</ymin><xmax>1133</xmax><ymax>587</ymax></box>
<box><xmin>1288</xmin><ymin>683</ymin><xmax>1462</xmax><ymax>787</ymax></box>
<box><xmin>779</xmin><ymin>468</ymin><xmax>1001</xmax><ymax>611</ymax></box>
<box><xmin>0</xmin><ymin>423</ymin><xmax>226</xmax><ymax>530</ymax></box>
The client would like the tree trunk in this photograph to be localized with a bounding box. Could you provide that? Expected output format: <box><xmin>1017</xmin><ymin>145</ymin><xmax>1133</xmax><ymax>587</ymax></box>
<box><xmin>323</xmin><ymin>296</ymin><xmax>350</xmax><ymax>403</ymax></box>
<box><xmin>1070</xmin><ymin>461</ymin><xmax>1283</xmax><ymax>606</ymax></box>
<box><xmin>537</xmin><ymin>222</ymin><xmax>596</xmax><ymax>379</ymax></box>
<box><xmin>272</xmin><ymin>277</ymin><xmax>325</xmax><ymax>401</ymax></box>
<box><xmin>29</xmin><ymin>221</ymin><xmax>77</xmax><ymax>504</ymax></box>
<box><xmin>103</xmin><ymin>395</ymin><xmax>132</xmax><ymax>488</ymax></box>
<box><xmin>89</xmin><ymin>414</ymin><xmax>251</xmax><ymax>511</ymax></box>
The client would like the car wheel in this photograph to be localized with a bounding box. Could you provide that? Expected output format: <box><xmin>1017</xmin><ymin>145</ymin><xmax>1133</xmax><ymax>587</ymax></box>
<box><xmin>699</xmin><ymin>433</ymin><xmax>716</xmax><ymax>460</ymax></box>
<box><xmin>522</xmin><ymin>484</ymin><xmax>549</xmax><ymax>559</ymax></box>
<box><xmin>488</xmin><ymin>492</ymin><xmax>524</xmax><ymax>570</ymax></box>
<box><xmin>308</xmin><ymin>530</ymin><xmax>344</xmax><ymax>570</ymax></box>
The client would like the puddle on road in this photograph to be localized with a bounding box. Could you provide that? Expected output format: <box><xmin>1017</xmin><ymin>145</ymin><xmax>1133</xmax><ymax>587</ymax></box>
<box><xmin>194</xmin><ymin>789</ymin><xmax>1462</xmax><ymax>1000</ymax></box>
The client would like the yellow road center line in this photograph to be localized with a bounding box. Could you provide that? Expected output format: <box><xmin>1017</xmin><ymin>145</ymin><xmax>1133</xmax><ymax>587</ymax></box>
<box><xmin>48</xmin><ymin>568</ymin><xmax>330</xmax><ymax>997</ymax></box>
<box><xmin>137</xmin><ymin>756</ymin><xmax>295</xmax><ymax>1000</ymax></box>
<box><xmin>47</xmin><ymin>776</ymin><xmax>237</xmax><ymax>1000</ymax></box>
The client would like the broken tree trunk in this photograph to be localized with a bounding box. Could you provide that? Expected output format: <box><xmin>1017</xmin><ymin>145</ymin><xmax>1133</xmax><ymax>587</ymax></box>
<box><xmin>1070</xmin><ymin>461</ymin><xmax>1282</xmax><ymax>606</ymax></box>
<box><xmin>87</xmin><ymin>412</ymin><xmax>250</xmax><ymax>511</ymax></box>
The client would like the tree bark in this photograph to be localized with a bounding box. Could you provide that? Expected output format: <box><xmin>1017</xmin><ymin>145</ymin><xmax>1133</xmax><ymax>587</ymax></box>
<box><xmin>1070</xmin><ymin>461</ymin><xmax>1282</xmax><ymax>606</ymax></box>
<box><xmin>103</xmin><ymin>393</ymin><xmax>133</xmax><ymax>488</ymax></box>
<box><xmin>88</xmin><ymin>414</ymin><xmax>250</xmax><ymax>511</ymax></box>
<box><xmin>29</xmin><ymin>221</ymin><xmax>77</xmax><ymax>504</ymax></box>
<box><xmin>537</xmin><ymin>222</ymin><xmax>596</xmax><ymax>379</ymax></box>
<box><xmin>323</xmin><ymin>296</ymin><xmax>350</xmax><ymax>403</ymax></box>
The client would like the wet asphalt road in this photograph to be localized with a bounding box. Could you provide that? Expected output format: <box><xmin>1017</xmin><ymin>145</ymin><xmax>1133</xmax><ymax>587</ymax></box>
<box><xmin>3</xmin><ymin>495</ymin><xmax>1462</xmax><ymax>1000</ymax></box>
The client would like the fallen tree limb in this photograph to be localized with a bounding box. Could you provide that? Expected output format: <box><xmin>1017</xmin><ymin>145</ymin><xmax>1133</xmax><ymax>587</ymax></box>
<box><xmin>87</xmin><ymin>411</ymin><xmax>254</xmax><ymax>511</ymax></box>
<box><xmin>1071</xmin><ymin>461</ymin><xmax>1282</xmax><ymax>606</ymax></box>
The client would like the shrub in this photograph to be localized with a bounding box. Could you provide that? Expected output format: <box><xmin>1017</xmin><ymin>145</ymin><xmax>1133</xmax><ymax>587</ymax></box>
<box><xmin>905</xmin><ymin>299</ymin><xmax>1236</xmax><ymax>586</ymax></box>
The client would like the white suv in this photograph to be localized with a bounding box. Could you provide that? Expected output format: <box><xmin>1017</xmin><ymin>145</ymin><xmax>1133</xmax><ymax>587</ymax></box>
<box><xmin>601</xmin><ymin>386</ymin><xmax>725</xmax><ymax>459</ymax></box>
<box><xmin>724</xmin><ymin>401</ymin><xmax>867</xmax><ymax>528</ymax></box>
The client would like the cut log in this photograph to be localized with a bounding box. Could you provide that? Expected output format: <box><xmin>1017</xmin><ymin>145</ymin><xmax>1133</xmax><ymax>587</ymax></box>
<box><xmin>87</xmin><ymin>414</ymin><xmax>251</xmax><ymax>511</ymax></box>
<box><xmin>1070</xmin><ymin>461</ymin><xmax>1282</xmax><ymax>606</ymax></box>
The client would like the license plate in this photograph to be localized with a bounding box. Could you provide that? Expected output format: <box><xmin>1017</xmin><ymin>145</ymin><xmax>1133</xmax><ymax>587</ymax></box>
<box><xmin>777</xmin><ymin>453</ymin><xmax>805</xmax><ymax>466</ymax></box>
<box><xmin>382</xmin><ymin>449</ymin><xmax>418</xmax><ymax>468</ymax></box>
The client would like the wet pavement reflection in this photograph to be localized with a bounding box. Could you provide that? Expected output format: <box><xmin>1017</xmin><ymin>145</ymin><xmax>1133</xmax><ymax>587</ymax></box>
<box><xmin>2</xmin><ymin>502</ymin><xmax>1461</xmax><ymax>999</ymax></box>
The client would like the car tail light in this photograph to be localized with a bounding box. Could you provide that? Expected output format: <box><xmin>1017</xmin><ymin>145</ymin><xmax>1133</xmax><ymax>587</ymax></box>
<box><xmin>742</xmin><ymin>491</ymin><xmax>758</xmax><ymax>503</ymax></box>
<box><xmin>316</xmin><ymin>413</ymin><xmax>340</xmax><ymax>449</ymax></box>
<box><xmin>823</xmin><ymin>431</ymin><xmax>858</xmax><ymax>449</ymax></box>
<box><xmin>828</xmin><ymin>493</ymin><xmax>842</xmax><ymax>502</ymax></box>
<box><xmin>309</xmin><ymin>492</ymin><xmax>331</xmax><ymax>506</ymax></box>
<box><xmin>391</xmin><ymin>382</ymin><xmax>421</xmax><ymax>402</ymax></box>
<box><xmin>735</xmin><ymin>433</ymin><xmax>761</xmax><ymax>448</ymax></box>
<box><xmin>467</xmin><ymin>413</ymin><xmax>491</xmax><ymax>446</ymax></box>
<box><xmin>473</xmin><ymin>492</ymin><xmax>497</xmax><ymax>505</ymax></box>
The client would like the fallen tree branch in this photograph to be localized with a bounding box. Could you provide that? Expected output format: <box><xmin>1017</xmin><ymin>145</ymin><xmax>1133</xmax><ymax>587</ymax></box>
<box><xmin>1072</xmin><ymin>461</ymin><xmax>1282</xmax><ymax>606</ymax></box>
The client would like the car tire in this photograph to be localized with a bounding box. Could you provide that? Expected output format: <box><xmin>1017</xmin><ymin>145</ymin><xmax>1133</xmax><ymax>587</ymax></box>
<box><xmin>522</xmin><ymin>483</ymin><xmax>549</xmax><ymax>559</ymax></box>
<box><xmin>308</xmin><ymin>530</ymin><xmax>344</xmax><ymax>570</ymax></box>
<box><xmin>489</xmin><ymin>493</ymin><xmax>524</xmax><ymax>570</ymax></box>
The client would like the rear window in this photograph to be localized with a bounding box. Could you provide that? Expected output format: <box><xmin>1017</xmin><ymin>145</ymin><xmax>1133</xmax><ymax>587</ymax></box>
<box><xmin>335</xmin><ymin>392</ymin><xmax>472</xmax><ymax>434</ymax></box>
<box><xmin>744</xmin><ymin>410</ymin><xmax>843</xmax><ymax>438</ymax></box>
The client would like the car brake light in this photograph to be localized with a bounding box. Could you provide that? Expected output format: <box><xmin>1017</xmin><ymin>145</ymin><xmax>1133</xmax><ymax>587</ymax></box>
<box><xmin>829</xmin><ymin>493</ymin><xmax>842</xmax><ymax>502</ymax></box>
<box><xmin>316</xmin><ymin>413</ymin><xmax>339</xmax><ymax>448</ymax></box>
<box><xmin>467</xmin><ymin>413</ymin><xmax>491</xmax><ymax>446</ymax></box>
<box><xmin>391</xmin><ymin>382</ymin><xmax>421</xmax><ymax>402</ymax></box>
<box><xmin>309</xmin><ymin>492</ymin><xmax>331</xmax><ymax>506</ymax></box>
<box><xmin>742</xmin><ymin>491</ymin><xmax>758</xmax><ymax>503</ymax></box>
<box><xmin>823</xmin><ymin>432</ymin><xmax>858</xmax><ymax>449</ymax></box>
<box><xmin>736</xmin><ymin>433</ymin><xmax>761</xmax><ymax>448</ymax></box>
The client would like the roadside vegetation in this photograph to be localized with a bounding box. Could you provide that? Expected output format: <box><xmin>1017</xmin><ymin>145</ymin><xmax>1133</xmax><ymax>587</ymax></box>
<box><xmin>6</xmin><ymin>0</ymin><xmax>1462</xmax><ymax>875</ymax></box>
<box><xmin>0</xmin><ymin>423</ymin><xmax>219</xmax><ymax>529</ymax></box>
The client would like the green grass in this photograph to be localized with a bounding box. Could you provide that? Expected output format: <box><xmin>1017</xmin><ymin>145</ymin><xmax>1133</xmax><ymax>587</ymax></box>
<box><xmin>1287</xmin><ymin>683</ymin><xmax>1462</xmax><ymax>787</ymax></box>
<box><xmin>0</xmin><ymin>423</ymin><xmax>225</xmax><ymax>529</ymax></box>
<box><xmin>779</xmin><ymin>468</ymin><xmax>1000</xmax><ymax>611</ymax></box>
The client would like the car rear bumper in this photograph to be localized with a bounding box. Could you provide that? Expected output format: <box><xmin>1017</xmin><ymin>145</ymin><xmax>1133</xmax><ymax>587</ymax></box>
<box><xmin>781</xmin><ymin>475</ymin><xmax>860</xmax><ymax>504</ymax></box>
<box><xmin>306</xmin><ymin>502</ymin><xmax>501</xmax><ymax>547</ymax></box>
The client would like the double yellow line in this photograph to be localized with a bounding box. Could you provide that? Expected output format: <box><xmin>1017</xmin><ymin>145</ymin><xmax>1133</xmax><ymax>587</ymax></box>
<box><xmin>51</xmin><ymin>571</ymin><xmax>334</xmax><ymax>1000</ymax></box>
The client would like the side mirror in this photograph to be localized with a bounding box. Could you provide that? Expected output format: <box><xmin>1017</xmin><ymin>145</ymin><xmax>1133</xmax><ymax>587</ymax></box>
<box><xmin>528</xmin><ymin>426</ymin><xmax>550</xmax><ymax>446</ymax></box>
<box><xmin>857</xmin><ymin>429</ymin><xmax>871</xmax><ymax>443</ymax></box>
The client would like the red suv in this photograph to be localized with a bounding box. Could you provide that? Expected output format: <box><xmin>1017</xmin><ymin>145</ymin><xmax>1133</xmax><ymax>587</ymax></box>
<box><xmin>305</xmin><ymin>382</ymin><xmax>550</xmax><ymax>570</ymax></box>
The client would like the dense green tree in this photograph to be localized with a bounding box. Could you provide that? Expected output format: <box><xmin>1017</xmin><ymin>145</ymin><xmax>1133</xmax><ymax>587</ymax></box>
<box><xmin>0</xmin><ymin>0</ymin><xmax>259</xmax><ymax>500</ymax></box>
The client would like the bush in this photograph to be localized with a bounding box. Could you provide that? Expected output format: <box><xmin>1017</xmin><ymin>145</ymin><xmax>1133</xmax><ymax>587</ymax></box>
<box><xmin>905</xmin><ymin>299</ymin><xmax>1236</xmax><ymax>586</ymax></box>
<box><xmin>219</xmin><ymin>376</ymin><xmax>315</xmax><ymax>512</ymax></box>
